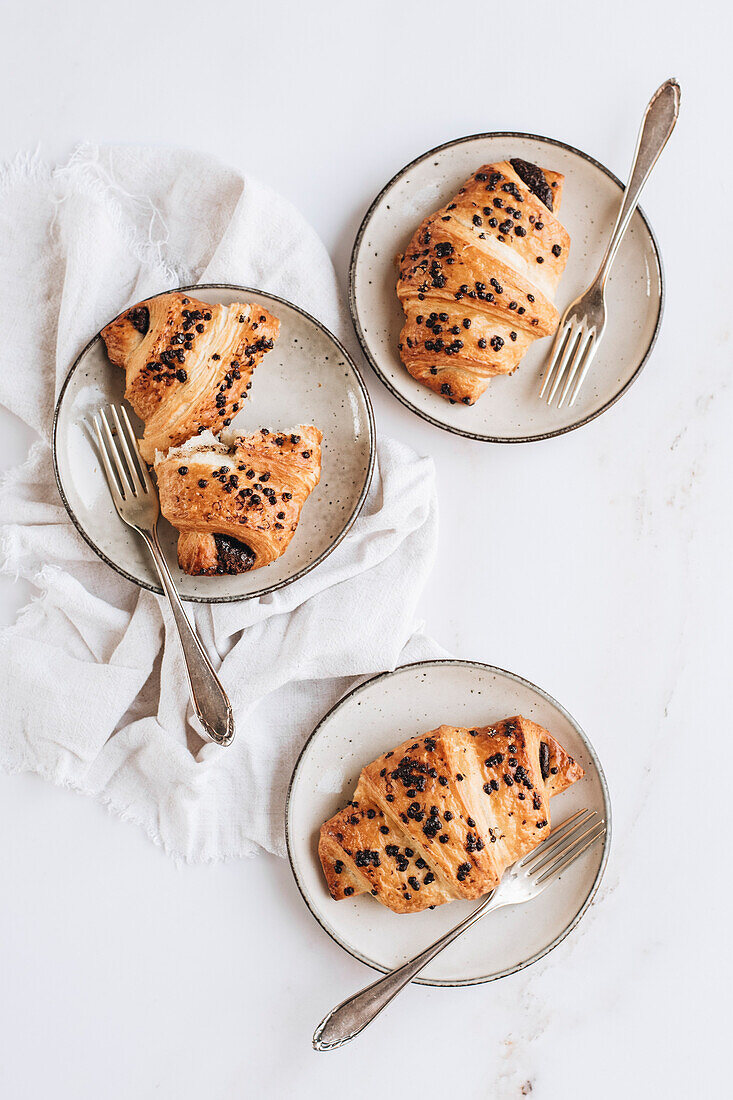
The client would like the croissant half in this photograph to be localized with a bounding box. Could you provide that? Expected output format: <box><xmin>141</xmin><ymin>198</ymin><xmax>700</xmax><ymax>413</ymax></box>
<box><xmin>102</xmin><ymin>291</ymin><xmax>280</xmax><ymax>463</ymax></box>
<box><xmin>154</xmin><ymin>426</ymin><xmax>322</xmax><ymax>575</ymax></box>
<box><xmin>319</xmin><ymin>716</ymin><xmax>583</xmax><ymax>914</ymax></box>
<box><xmin>396</xmin><ymin>160</ymin><xmax>570</xmax><ymax>405</ymax></box>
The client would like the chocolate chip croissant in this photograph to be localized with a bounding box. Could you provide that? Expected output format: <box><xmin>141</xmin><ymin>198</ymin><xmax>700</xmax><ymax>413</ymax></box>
<box><xmin>154</xmin><ymin>426</ymin><xmax>322</xmax><ymax>575</ymax></box>
<box><xmin>396</xmin><ymin>160</ymin><xmax>570</xmax><ymax>405</ymax></box>
<box><xmin>102</xmin><ymin>291</ymin><xmax>279</xmax><ymax>464</ymax></box>
<box><xmin>319</xmin><ymin>716</ymin><xmax>583</xmax><ymax>914</ymax></box>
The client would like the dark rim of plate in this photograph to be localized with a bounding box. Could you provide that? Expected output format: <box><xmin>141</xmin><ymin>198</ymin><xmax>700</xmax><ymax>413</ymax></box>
<box><xmin>285</xmin><ymin>658</ymin><xmax>612</xmax><ymax>987</ymax></box>
<box><xmin>52</xmin><ymin>284</ymin><xmax>376</xmax><ymax>604</ymax></box>
<box><xmin>348</xmin><ymin>131</ymin><xmax>665</xmax><ymax>443</ymax></box>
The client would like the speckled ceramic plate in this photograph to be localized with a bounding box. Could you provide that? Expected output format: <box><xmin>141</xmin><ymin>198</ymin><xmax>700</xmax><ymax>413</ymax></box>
<box><xmin>286</xmin><ymin>660</ymin><xmax>610</xmax><ymax>987</ymax></box>
<box><xmin>53</xmin><ymin>285</ymin><xmax>375</xmax><ymax>603</ymax></box>
<box><xmin>350</xmin><ymin>132</ymin><xmax>664</xmax><ymax>442</ymax></box>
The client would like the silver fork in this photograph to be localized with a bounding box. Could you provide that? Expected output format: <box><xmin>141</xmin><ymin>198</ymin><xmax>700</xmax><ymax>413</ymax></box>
<box><xmin>92</xmin><ymin>404</ymin><xmax>235</xmax><ymax>747</ymax></box>
<box><xmin>540</xmin><ymin>78</ymin><xmax>680</xmax><ymax>408</ymax></box>
<box><xmin>313</xmin><ymin>807</ymin><xmax>605</xmax><ymax>1050</ymax></box>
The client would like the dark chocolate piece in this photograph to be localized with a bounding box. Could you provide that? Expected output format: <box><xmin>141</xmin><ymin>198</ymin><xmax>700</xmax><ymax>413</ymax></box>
<box><xmin>510</xmin><ymin>158</ymin><xmax>554</xmax><ymax>212</ymax></box>
<box><xmin>213</xmin><ymin>533</ymin><xmax>256</xmax><ymax>575</ymax></box>
<box><xmin>128</xmin><ymin>305</ymin><xmax>150</xmax><ymax>335</ymax></box>
<box><xmin>539</xmin><ymin>741</ymin><xmax>550</xmax><ymax>781</ymax></box>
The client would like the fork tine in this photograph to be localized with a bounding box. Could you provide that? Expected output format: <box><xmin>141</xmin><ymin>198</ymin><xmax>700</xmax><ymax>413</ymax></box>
<box><xmin>97</xmin><ymin>407</ymin><xmax>135</xmax><ymax>496</ymax></box>
<box><xmin>538</xmin><ymin>323</ymin><xmax>573</xmax><ymax>399</ymax></box>
<box><xmin>535</xmin><ymin>821</ymin><xmax>606</xmax><ymax>885</ymax></box>
<box><xmin>110</xmin><ymin>405</ymin><xmax>145</xmax><ymax>495</ymax></box>
<box><xmin>557</xmin><ymin>330</ymin><xmax>595</xmax><ymax>409</ymax></box>
<box><xmin>522</xmin><ymin>810</ymin><xmax>597</xmax><ymax>871</ymax></box>
<box><xmin>519</xmin><ymin>808</ymin><xmax>590</xmax><ymax>866</ymax></box>
<box><xmin>566</xmin><ymin>339</ymin><xmax>600</xmax><ymax>408</ymax></box>
<box><xmin>528</xmin><ymin>814</ymin><xmax>599</xmax><ymax>875</ymax></box>
<box><xmin>545</xmin><ymin>325</ymin><xmax>583</xmax><ymax>405</ymax></box>
<box><xmin>93</xmin><ymin>414</ymin><xmax>127</xmax><ymax>501</ymax></box>
<box><xmin>113</xmin><ymin>404</ymin><xmax>154</xmax><ymax>495</ymax></box>
<box><xmin>117</xmin><ymin>404</ymin><xmax>154</xmax><ymax>491</ymax></box>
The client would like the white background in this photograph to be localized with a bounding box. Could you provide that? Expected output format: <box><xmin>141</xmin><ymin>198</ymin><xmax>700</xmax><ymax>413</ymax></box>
<box><xmin>0</xmin><ymin>1</ymin><xmax>729</xmax><ymax>1097</ymax></box>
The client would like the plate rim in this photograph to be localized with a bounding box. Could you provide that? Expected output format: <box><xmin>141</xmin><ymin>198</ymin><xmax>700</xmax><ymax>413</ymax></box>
<box><xmin>52</xmin><ymin>283</ymin><xmax>377</xmax><ymax>604</ymax></box>
<box><xmin>348</xmin><ymin>130</ymin><xmax>666</xmax><ymax>444</ymax></box>
<box><xmin>285</xmin><ymin>657</ymin><xmax>612</xmax><ymax>987</ymax></box>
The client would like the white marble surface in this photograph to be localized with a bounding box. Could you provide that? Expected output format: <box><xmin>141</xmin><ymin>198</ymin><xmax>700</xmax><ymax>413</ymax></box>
<box><xmin>0</xmin><ymin>2</ymin><xmax>728</xmax><ymax>1096</ymax></box>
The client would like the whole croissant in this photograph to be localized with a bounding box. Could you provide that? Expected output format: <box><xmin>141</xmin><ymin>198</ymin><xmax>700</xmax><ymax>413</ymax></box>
<box><xmin>396</xmin><ymin>159</ymin><xmax>570</xmax><ymax>405</ymax></box>
<box><xmin>319</xmin><ymin>716</ymin><xmax>583</xmax><ymax>914</ymax></box>
<box><xmin>154</xmin><ymin>426</ymin><xmax>322</xmax><ymax>575</ymax></box>
<box><xmin>102</xmin><ymin>291</ymin><xmax>280</xmax><ymax>463</ymax></box>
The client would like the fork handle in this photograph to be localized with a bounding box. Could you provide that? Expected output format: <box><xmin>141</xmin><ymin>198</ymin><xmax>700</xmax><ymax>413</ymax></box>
<box><xmin>141</xmin><ymin>527</ymin><xmax>235</xmax><ymax>747</ymax></box>
<box><xmin>313</xmin><ymin>891</ymin><xmax>501</xmax><ymax>1051</ymax></box>
<box><xmin>596</xmin><ymin>78</ymin><xmax>680</xmax><ymax>287</ymax></box>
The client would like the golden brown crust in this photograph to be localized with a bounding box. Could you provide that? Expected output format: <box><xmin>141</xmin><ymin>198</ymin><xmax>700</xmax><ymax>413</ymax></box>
<box><xmin>154</xmin><ymin>425</ymin><xmax>322</xmax><ymax>575</ymax></box>
<box><xmin>396</xmin><ymin>161</ymin><xmax>570</xmax><ymax>405</ymax></box>
<box><xmin>102</xmin><ymin>291</ymin><xmax>280</xmax><ymax>463</ymax></box>
<box><xmin>319</xmin><ymin>716</ymin><xmax>583</xmax><ymax>914</ymax></box>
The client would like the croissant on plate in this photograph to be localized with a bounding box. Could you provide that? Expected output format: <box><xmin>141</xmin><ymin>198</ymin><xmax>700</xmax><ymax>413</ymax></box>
<box><xmin>154</xmin><ymin>425</ymin><xmax>322</xmax><ymax>575</ymax></box>
<box><xmin>102</xmin><ymin>291</ymin><xmax>280</xmax><ymax>463</ymax></box>
<box><xmin>396</xmin><ymin>159</ymin><xmax>571</xmax><ymax>405</ymax></box>
<box><xmin>319</xmin><ymin>716</ymin><xmax>583</xmax><ymax>914</ymax></box>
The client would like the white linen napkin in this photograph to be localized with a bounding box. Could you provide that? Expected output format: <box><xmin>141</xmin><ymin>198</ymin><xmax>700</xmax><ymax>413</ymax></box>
<box><xmin>0</xmin><ymin>144</ymin><xmax>444</xmax><ymax>861</ymax></box>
